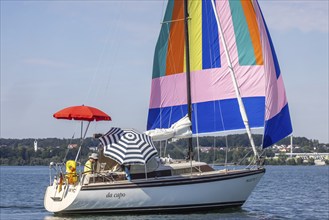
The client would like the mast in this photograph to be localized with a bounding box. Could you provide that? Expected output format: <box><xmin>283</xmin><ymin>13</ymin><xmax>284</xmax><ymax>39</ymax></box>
<box><xmin>210</xmin><ymin>0</ymin><xmax>259</xmax><ymax>159</ymax></box>
<box><xmin>184</xmin><ymin>0</ymin><xmax>193</xmax><ymax>160</ymax></box>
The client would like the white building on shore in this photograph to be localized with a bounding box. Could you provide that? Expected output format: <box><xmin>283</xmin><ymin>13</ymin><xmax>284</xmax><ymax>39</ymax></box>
<box><xmin>34</xmin><ymin>140</ymin><xmax>38</xmax><ymax>152</ymax></box>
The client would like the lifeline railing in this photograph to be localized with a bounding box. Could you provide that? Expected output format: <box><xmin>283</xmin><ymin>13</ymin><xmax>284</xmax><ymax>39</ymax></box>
<box><xmin>48</xmin><ymin>161</ymin><xmax>117</xmax><ymax>187</ymax></box>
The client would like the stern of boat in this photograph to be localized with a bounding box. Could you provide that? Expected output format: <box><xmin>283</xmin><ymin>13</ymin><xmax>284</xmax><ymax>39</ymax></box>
<box><xmin>44</xmin><ymin>162</ymin><xmax>82</xmax><ymax>213</ymax></box>
<box><xmin>44</xmin><ymin>181</ymin><xmax>81</xmax><ymax>213</ymax></box>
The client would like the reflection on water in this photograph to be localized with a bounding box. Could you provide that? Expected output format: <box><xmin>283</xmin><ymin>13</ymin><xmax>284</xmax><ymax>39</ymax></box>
<box><xmin>1</xmin><ymin>166</ymin><xmax>328</xmax><ymax>220</ymax></box>
<box><xmin>42</xmin><ymin>208</ymin><xmax>256</xmax><ymax>220</ymax></box>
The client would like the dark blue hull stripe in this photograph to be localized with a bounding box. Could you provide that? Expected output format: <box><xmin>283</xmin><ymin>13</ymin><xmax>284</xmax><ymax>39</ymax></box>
<box><xmin>59</xmin><ymin>201</ymin><xmax>245</xmax><ymax>214</ymax></box>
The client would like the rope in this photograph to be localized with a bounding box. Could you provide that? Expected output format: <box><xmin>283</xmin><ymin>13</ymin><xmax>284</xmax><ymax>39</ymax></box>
<box><xmin>62</xmin><ymin>133</ymin><xmax>75</xmax><ymax>163</ymax></box>
<box><xmin>83</xmin><ymin>1</ymin><xmax>123</xmax><ymax>104</ymax></box>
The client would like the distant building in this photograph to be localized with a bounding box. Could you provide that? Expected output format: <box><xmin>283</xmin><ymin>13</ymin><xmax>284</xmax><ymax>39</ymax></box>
<box><xmin>88</xmin><ymin>146</ymin><xmax>98</xmax><ymax>151</ymax></box>
<box><xmin>34</xmin><ymin>140</ymin><xmax>38</xmax><ymax>152</ymax></box>
<box><xmin>68</xmin><ymin>144</ymin><xmax>78</xmax><ymax>149</ymax></box>
<box><xmin>199</xmin><ymin>147</ymin><xmax>219</xmax><ymax>153</ymax></box>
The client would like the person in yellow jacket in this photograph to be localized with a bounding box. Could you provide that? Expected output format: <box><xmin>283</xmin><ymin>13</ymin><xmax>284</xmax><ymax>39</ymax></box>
<box><xmin>66</xmin><ymin>160</ymin><xmax>77</xmax><ymax>184</ymax></box>
<box><xmin>84</xmin><ymin>153</ymin><xmax>98</xmax><ymax>173</ymax></box>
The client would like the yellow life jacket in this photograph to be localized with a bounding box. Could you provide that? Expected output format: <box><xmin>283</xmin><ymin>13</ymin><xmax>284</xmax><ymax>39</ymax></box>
<box><xmin>66</xmin><ymin>160</ymin><xmax>77</xmax><ymax>184</ymax></box>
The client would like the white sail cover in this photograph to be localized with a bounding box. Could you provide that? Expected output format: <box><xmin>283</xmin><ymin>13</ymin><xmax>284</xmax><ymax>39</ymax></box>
<box><xmin>145</xmin><ymin>115</ymin><xmax>192</xmax><ymax>141</ymax></box>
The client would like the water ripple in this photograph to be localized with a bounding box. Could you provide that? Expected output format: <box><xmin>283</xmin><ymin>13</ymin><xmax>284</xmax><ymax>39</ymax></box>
<box><xmin>1</xmin><ymin>166</ymin><xmax>328</xmax><ymax>220</ymax></box>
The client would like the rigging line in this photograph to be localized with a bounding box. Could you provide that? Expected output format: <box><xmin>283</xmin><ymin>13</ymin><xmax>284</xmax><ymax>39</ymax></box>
<box><xmin>170</xmin><ymin>140</ymin><xmax>188</xmax><ymax>156</ymax></box>
<box><xmin>164</xmin><ymin>21</ymin><xmax>179</xmax><ymax>130</ymax></box>
<box><xmin>161</xmin><ymin>18</ymin><xmax>186</xmax><ymax>24</ymax></box>
<box><xmin>238</xmin><ymin>149</ymin><xmax>253</xmax><ymax>166</ymax></box>
<box><xmin>224</xmin><ymin>135</ymin><xmax>229</xmax><ymax>167</ymax></box>
<box><xmin>84</xmin><ymin>24</ymin><xmax>113</xmax><ymax>103</ymax></box>
<box><xmin>210</xmin><ymin>133</ymin><xmax>216</xmax><ymax>167</ymax></box>
<box><xmin>62</xmin><ymin>132</ymin><xmax>75</xmax><ymax>163</ymax></box>
<box><xmin>85</xmin><ymin>1</ymin><xmax>123</xmax><ymax>104</ymax></box>
<box><xmin>165</xmin><ymin>22</ymin><xmax>179</xmax><ymax>79</ymax></box>
<box><xmin>75</xmin><ymin>121</ymin><xmax>91</xmax><ymax>162</ymax></box>
<box><xmin>155</xmin><ymin>0</ymin><xmax>166</xmax><ymax>136</ymax></box>
<box><xmin>161</xmin><ymin>0</ymin><xmax>167</xmax><ymax>24</ymax></box>
<box><xmin>211</xmin><ymin>0</ymin><xmax>258</xmax><ymax>158</ymax></box>
<box><xmin>158</xmin><ymin>28</ymin><xmax>165</xmax><ymax>129</ymax></box>
<box><xmin>203</xmin><ymin>2</ymin><xmax>220</xmax><ymax>166</ymax></box>
<box><xmin>215</xmin><ymin>100</ymin><xmax>230</xmax><ymax>166</ymax></box>
<box><xmin>104</xmin><ymin>1</ymin><xmax>124</xmax><ymax>94</ymax></box>
<box><xmin>259</xmin><ymin>148</ymin><xmax>267</xmax><ymax>157</ymax></box>
<box><xmin>197</xmin><ymin>1</ymin><xmax>227</xmax><ymax>166</ymax></box>
<box><xmin>164</xmin><ymin>140</ymin><xmax>168</xmax><ymax>158</ymax></box>
<box><xmin>205</xmin><ymin>2</ymin><xmax>222</xmax><ymax>166</ymax></box>
<box><xmin>162</xmin><ymin>4</ymin><xmax>185</xmax><ymax>128</ymax></box>
<box><xmin>168</xmin><ymin>106</ymin><xmax>173</xmax><ymax>128</ymax></box>
<box><xmin>193</xmin><ymin>103</ymin><xmax>200</xmax><ymax>162</ymax></box>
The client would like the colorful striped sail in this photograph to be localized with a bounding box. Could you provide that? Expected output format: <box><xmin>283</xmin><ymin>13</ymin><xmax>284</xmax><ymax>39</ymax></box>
<box><xmin>147</xmin><ymin>0</ymin><xmax>292</xmax><ymax>148</ymax></box>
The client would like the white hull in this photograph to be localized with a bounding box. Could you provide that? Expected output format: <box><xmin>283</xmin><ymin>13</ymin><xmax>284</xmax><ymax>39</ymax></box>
<box><xmin>44</xmin><ymin>167</ymin><xmax>265</xmax><ymax>214</ymax></box>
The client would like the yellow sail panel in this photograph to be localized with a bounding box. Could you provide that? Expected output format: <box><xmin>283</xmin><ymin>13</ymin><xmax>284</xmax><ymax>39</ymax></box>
<box><xmin>188</xmin><ymin>0</ymin><xmax>202</xmax><ymax>72</ymax></box>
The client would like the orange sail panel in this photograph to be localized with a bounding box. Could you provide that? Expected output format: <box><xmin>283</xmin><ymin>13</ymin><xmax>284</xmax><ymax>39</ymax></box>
<box><xmin>166</xmin><ymin>1</ymin><xmax>185</xmax><ymax>76</ymax></box>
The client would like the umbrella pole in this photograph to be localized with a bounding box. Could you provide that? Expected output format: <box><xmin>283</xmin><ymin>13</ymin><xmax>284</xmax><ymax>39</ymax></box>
<box><xmin>144</xmin><ymin>164</ymin><xmax>147</xmax><ymax>180</ymax></box>
<box><xmin>75</xmin><ymin>121</ymin><xmax>91</xmax><ymax>162</ymax></box>
<box><xmin>81</xmin><ymin>121</ymin><xmax>83</xmax><ymax>140</ymax></box>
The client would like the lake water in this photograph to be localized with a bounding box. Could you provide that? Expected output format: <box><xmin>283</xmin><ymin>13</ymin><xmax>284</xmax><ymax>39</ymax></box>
<box><xmin>0</xmin><ymin>166</ymin><xmax>328</xmax><ymax>220</ymax></box>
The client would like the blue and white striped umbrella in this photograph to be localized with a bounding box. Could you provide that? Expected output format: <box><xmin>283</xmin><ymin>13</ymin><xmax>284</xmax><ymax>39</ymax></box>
<box><xmin>99</xmin><ymin>127</ymin><xmax>158</xmax><ymax>165</ymax></box>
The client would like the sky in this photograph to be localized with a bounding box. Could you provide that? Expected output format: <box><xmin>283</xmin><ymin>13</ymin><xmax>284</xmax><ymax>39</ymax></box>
<box><xmin>1</xmin><ymin>0</ymin><xmax>328</xmax><ymax>144</ymax></box>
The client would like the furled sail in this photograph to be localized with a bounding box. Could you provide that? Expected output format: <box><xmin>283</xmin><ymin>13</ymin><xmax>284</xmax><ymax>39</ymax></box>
<box><xmin>145</xmin><ymin>115</ymin><xmax>192</xmax><ymax>141</ymax></box>
<box><xmin>147</xmin><ymin>0</ymin><xmax>292</xmax><ymax>148</ymax></box>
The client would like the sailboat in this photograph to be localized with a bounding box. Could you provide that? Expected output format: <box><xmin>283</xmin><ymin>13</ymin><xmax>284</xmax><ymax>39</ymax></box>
<box><xmin>44</xmin><ymin>0</ymin><xmax>292</xmax><ymax>214</ymax></box>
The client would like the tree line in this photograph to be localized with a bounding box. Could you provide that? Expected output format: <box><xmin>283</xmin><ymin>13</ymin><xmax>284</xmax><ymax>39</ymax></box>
<box><xmin>0</xmin><ymin>135</ymin><xmax>328</xmax><ymax>166</ymax></box>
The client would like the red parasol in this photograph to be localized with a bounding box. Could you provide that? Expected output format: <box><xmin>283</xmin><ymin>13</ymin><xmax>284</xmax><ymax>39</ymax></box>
<box><xmin>53</xmin><ymin>105</ymin><xmax>111</xmax><ymax>121</ymax></box>
<box><xmin>53</xmin><ymin>105</ymin><xmax>111</xmax><ymax>162</ymax></box>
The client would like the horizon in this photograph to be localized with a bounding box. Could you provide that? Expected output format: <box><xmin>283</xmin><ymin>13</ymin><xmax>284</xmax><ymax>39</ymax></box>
<box><xmin>1</xmin><ymin>133</ymin><xmax>327</xmax><ymax>145</ymax></box>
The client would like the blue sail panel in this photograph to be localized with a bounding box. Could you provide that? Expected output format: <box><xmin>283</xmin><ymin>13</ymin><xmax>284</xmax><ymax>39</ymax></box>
<box><xmin>147</xmin><ymin>97</ymin><xmax>265</xmax><ymax>133</ymax></box>
<box><xmin>263</xmin><ymin>104</ymin><xmax>293</xmax><ymax>147</ymax></box>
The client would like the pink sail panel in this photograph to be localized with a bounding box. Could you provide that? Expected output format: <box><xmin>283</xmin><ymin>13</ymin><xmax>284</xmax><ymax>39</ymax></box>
<box><xmin>149</xmin><ymin>66</ymin><xmax>265</xmax><ymax>109</ymax></box>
